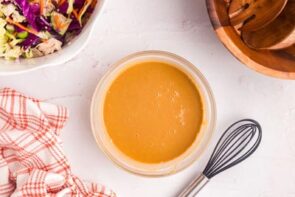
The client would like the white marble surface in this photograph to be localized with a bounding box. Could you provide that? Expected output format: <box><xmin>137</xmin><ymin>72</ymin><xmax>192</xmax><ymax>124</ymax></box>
<box><xmin>1</xmin><ymin>0</ymin><xmax>295</xmax><ymax>196</ymax></box>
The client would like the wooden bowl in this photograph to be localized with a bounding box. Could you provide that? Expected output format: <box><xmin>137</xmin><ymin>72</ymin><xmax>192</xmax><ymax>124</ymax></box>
<box><xmin>206</xmin><ymin>0</ymin><xmax>295</xmax><ymax>79</ymax></box>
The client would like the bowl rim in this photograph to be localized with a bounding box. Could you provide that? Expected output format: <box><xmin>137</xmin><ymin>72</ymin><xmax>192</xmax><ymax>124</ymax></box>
<box><xmin>205</xmin><ymin>0</ymin><xmax>295</xmax><ymax>80</ymax></box>
<box><xmin>90</xmin><ymin>50</ymin><xmax>217</xmax><ymax>177</ymax></box>
<box><xmin>0</xmin><ymin>0</ymin><xmax>108</xmax><ymax>76</ymax></box>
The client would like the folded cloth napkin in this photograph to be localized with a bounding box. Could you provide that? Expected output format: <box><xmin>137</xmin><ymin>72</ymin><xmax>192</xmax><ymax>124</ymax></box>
<box><xmin>0</xmin><ymin>88</ymin><xmax>116</xmax><ymax>197</ymax></box>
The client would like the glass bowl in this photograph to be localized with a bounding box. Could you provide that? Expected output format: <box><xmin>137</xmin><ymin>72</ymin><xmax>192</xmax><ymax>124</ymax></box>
<box><xmin>91</xmin><ymin>50</ymin><xmax>216</xmax><ymax>176</ymax></box>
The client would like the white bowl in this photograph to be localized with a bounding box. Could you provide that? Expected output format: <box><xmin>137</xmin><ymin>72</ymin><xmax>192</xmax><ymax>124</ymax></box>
<box><xmin>0</xmin><ymin>0</ymin><xmax>107</xmax><ymax>75</ymax></box>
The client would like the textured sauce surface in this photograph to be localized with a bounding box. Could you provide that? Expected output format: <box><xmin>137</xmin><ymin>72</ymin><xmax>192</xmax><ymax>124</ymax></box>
<box><xmin>104</xmin><ymin>62</ymin><xmax>203</xmax><ymax>163</ymax></box>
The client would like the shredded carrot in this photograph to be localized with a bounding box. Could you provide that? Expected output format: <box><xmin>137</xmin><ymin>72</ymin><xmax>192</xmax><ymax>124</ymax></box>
<box><xmin>31</xmin><ymin>0</ymin><xmax>39</xmax><ymax>4</ymax></box>
<box><xmin>90</xmin><ymin>0</ymin><xmax>97</xmax><ymax>9</ymax></box>
<box><xmin>53</xmin><ymin>15</ymin><xmax>61</xmax><ymax>29</ymax></box>
<box><xmin>72</xmin><ymin>9</ymin><xmax>79</xmax><ymax>20</ymax></box>
<box><xmin>6</xmin><ymin>18</ymin><xmax>39</xmax><ymax>36</ymax></box>
<box><xmin>58</xmin><ymin>0</ymin><xmax>66</xmax><ymax>6</ymax></box>
<box><xmin>53</xmin><ymin>15</ymin><xmax>68</xmax><ymax>30</ymax></box>
<box><xmin>78</xmin><ymin>0</ymin><xmax>92</xmax><ymax>21</ymax></box>
<box><xmin>40</xmin><ymin>0</ymin><xmax>45</xmax><ymax>15</ymax></box>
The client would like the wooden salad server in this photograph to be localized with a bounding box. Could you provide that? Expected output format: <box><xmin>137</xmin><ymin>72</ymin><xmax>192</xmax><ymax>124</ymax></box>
<box><xmin>283</xmin><ymin>45</ymin><xmax>295</xmax><ymax>57</ymax></box>
<box><xmin>228</xmin><ymin>0</ymin><xmax>288</xmax><ymax>32</ymax></box>
<box><xmin>241</xmin><ymin>0</ymin><xmax>295</xmax><ymax>50</ymax></box>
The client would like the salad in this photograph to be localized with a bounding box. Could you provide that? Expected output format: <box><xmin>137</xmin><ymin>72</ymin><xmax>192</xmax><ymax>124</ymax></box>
<box><xmin>0</xmin><ymin>0</ymin><xmax>97</xmax><ymax>59</ymax></box>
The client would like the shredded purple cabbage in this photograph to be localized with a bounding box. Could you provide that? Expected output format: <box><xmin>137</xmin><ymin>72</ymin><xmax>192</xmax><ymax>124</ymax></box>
<box><xmin>14</xmin><ymin>0</ymin><xmax>39</xmax><ymax>30</ymax></box>
<box><xmin>74</xmin><ymin>0</ymin><xmax>84</xmax><ymax>10</ymax></box>
<box><xmin>30</xmin><ymin>3</ymin><xmax>40</xmax><ymax>15</ymax></box>
<box><xmin>20</xmin><ymin>33</ymin><xmax>40</xmax><ymax>49</ymax></box>
<box><xmin>36</xmin><ymin>16</ymin><xmax>52</xmax><ymax>31</ymax></box>
<box><xmin>14</xmin><ymin>24</ymin><xmax>25</xmax><ymax>32</ymax></box>
<box><xmin>68</xmin><ymin>18</ymin><xmax>81</xmax><ymax>31</ymax></box>
<box><xmin>1</xmin><ymin>0</ymin><xmax>11</xmax><ymax>5</ymax></box>
<box><xmin>58</xmin><ymin>1</ymin><xmax>68</xmax><ymax>14</ymax></box>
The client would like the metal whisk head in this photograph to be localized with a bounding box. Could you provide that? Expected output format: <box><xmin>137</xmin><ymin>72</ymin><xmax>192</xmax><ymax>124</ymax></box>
<box><xmin>178</xmin><ymin>119</ymin><xmax>262</xmax><ymax>197</ymax></box>
<box><xmin>203</xmin><ymin>119</ymin><xmax>262</xmax><ymax>178</ymax></box>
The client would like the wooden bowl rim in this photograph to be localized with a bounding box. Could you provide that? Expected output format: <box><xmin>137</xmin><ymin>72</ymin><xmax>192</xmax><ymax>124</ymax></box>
<box><xmin>206</xmin><ymin>0</ymin><xmax>295</xmax><ymax>79</ymax></box>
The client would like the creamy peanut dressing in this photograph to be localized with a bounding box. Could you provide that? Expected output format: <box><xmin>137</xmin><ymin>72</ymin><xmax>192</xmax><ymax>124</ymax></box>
<box><xmin>103</xmin><ymin>61</ymin><xmax>204</xmax><ymax>163</ymax></box>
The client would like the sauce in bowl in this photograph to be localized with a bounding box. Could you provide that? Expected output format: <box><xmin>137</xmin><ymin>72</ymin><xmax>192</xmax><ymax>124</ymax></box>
<box><xmin>104</xmin><ymin>61</ymin><xmax>204</xmax><ymax>163</ymax></box>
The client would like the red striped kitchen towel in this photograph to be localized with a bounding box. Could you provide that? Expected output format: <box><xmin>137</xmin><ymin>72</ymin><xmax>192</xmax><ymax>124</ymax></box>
<box><xmin>0</xmin><ymin>88</ymin><xmax>116</xmax><ymax>197</ymax></box>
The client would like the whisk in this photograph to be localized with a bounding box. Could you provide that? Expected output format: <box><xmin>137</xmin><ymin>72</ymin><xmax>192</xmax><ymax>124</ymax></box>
<box><xmin>178</xmin><ymin>119</ymin><xmax>262</xmax><ymax>197</ymax></box>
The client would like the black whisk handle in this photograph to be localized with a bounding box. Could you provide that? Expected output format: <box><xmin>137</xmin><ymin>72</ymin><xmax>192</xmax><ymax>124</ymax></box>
<box><xmin>178</xmin><ymin>174</ymin><xmax>209</xmax><ymax>197</ymax></box>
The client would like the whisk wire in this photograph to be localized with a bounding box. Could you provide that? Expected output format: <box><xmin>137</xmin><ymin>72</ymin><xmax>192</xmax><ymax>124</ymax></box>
<box><xmin>205</xmin><ymin>126</ymin><xmax>254</xmax><ymax>176</ymax></box>
<box><xmin>205</xmin><ymin>124</ymin><xmax>247</xmax><ymax>168</ymax></box>
<box><xmin>228</xmin><ymin>126</ymin><xmax>261</xmax><ymax>167</ymax></box>
<box><xmin>215</xmin><ymin>131</ymin><xmax>261</xmax><ymax>178</ymax></box>
<box><xmin>206</xmin><ymin>125</ymin><xmax>249</xmax><ymax>171</ymax></box>
<box><xmin>206</xmin><ymin>128</ymin><xmax>254</xmax><ymax>177</ymax></box>
<box><xmin>204</xmin><ymin>123</ymin><xmax>248</xmax><ymax>175</ymax></box>
<box><xmin>203</xmin><ymin>119</ymin><xmax>262</xmax><ymax>178</ymax></box>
